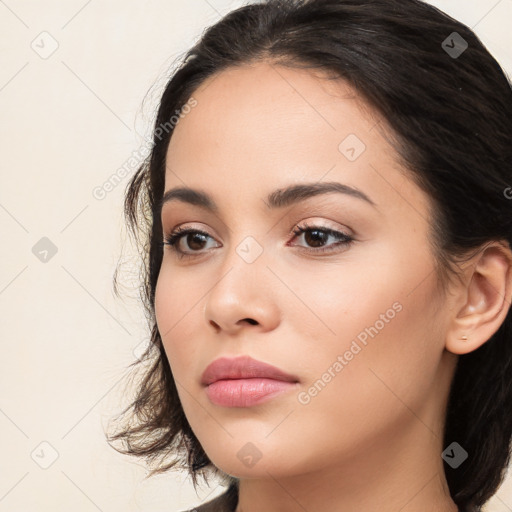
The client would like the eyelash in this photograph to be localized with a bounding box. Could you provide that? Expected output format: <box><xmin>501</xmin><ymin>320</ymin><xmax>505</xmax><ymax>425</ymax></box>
<box><xmin>162</xmin><ymin>222</ymin><xmax>354</xmax><ymax>260</ymax></box>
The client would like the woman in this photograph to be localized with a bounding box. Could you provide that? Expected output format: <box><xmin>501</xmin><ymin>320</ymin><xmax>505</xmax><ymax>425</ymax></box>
<box><xmin>107</xmin><ymin>1</ymin><xmax>512</xmax><ymax>511</ymax></box>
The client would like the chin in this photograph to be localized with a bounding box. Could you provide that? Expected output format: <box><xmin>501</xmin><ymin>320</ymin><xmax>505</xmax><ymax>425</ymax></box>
<box><xmin>201</xmin><ymin>438</ymin><xmax>308</xmax><ymax>480</ymax></box>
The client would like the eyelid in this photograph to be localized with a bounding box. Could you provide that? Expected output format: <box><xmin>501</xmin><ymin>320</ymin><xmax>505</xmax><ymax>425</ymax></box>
<box><xmin>287</xmin><ymin>217</ymin><xmax>353</xmax><ymax>238</ymax></box>
<box><xmin>165</xmin><ymin>224</ymin><xmax>220</xmax><ymax>246</ymax></box>
<box><xmin>164</xmin><ymin>218</ymin><xmax>351</xmax><ymax>244</ymax></box>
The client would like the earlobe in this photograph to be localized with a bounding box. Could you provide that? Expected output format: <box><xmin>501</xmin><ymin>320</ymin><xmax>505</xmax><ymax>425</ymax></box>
<box><xmin>445</xmin><ymin>241</ymin><xmax>512</xmax><ymax>356</ymax></box>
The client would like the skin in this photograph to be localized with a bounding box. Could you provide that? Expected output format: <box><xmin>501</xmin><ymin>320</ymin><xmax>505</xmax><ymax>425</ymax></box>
<box><xmin>154</xmin><ymin>61</ymin><xmax>512</xmax><ymax>512</ymax></box>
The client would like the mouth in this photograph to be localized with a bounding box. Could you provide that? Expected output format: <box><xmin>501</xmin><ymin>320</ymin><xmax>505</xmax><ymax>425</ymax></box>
<box><xmin>204</xmin><ymin>378</ymin><xmax>299</xmax><ymax>407</ymax></box>
<box><xmin>201</xmin><ymin>355</ymin><xmax>300</xmax><ymax>408</ymax></box>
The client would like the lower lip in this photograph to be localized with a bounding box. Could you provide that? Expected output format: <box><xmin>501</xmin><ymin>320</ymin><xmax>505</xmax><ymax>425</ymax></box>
<box><xmin>205</xmin><ymin>378</ymin><xmax>298</xmax><ymax>407</ymax></box>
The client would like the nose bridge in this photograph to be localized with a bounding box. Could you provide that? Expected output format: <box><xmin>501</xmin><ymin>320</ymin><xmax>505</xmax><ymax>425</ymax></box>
<box><xmin>215</xmin><ymin>230</ymin><xmax>270</xmax><ymax>295</ymax></box>
<box><xmin>217</xmin><ymin>209</ymin><xmax>270</xmax><ymax>273</ymax></box>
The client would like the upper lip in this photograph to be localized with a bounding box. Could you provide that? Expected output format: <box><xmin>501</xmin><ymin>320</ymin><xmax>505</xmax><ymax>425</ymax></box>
<box><xmin>201</xmin><ymin>355</ymin><xmax>299</xmax><ymax>386</ymax></box>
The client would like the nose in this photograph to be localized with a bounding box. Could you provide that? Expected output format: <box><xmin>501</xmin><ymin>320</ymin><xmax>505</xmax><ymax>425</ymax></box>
<box><xmin>203</xmin><ymin>249</ymin><xmax>281</xmax><ymax>335</ymax></box>
<box><xmin>209</xmin><ymin>316</ymin><xmax>258</xmax><ymax>331</ymax></box>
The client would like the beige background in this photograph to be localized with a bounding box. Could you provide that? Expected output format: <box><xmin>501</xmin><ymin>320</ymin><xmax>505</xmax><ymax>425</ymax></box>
<box><xmin>0</xmin><ymin>0</ymin><xmax>511</xmax><ymax>511</ymax></box>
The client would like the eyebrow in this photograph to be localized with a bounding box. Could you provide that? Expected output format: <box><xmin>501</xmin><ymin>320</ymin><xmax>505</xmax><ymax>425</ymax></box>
<box><xmin>158</xmin><ymin>181</ymin><xmax>377</xmax><ymax>215</ymax></box>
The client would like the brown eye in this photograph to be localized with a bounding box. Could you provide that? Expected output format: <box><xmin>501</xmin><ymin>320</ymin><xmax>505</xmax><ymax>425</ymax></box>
<box><xmin>163</xmin><ymin>227</ymin><xmax>219</xmax><ymax>258</ymax></box>
<box><xmin>290</xmin><ymin>223</ymin><xmax>354</xmax><ymax>254</ymax></box>
<box><xmin>183</xmin><ymin>232</ymin><xmax>209</xmax><ymax>251</ymax></box>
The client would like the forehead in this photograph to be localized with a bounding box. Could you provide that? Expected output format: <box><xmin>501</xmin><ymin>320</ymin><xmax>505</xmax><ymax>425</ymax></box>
<box><xmin>167</xmin><ymin>61</ymin><xmax>380</xmax><ymax>166</ymax></box>
<box><xmin>163</xmin><ymin>61</ymin><xmax>430</xmax><ymax>223</ymax></box>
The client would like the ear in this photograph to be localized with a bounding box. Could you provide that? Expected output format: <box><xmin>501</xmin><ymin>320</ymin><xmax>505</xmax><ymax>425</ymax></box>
<box><xmin>445</xmin><ymin>241</ymin><xmax>512</xmax><ymax>355</ymax></box>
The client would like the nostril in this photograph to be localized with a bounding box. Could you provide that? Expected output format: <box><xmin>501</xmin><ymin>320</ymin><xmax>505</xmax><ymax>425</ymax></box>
<box><xmin>243</xmin><ymin>318</ymin><xmax>258</xmax><ymax>325</ymax></box>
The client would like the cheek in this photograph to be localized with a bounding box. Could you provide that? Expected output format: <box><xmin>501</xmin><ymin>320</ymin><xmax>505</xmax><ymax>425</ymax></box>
<box><xmin>290</xmin><ymin>243</ymin><xmax>442</xmax><ymax>400</ymax></box>
<box><xmin>284</xmin><ymin>261</ymin><xmax>444</xmax><ymax>464</ymax></box>
<box><xmin>154</xmin><ymin>266</ymin><xmax>203</xmax><ymax>374</ymax></box>
<box><xmin>277</xmin><ymin>251</ymin><xmax>407</xmax><ymax>347</ymax></box>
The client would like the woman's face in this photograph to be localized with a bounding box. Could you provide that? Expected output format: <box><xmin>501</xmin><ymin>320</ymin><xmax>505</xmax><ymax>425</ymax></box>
<box><xmin>155</xmin><ymin>61</ymin><xmax>458</xmax><ymax>479</ymax></box>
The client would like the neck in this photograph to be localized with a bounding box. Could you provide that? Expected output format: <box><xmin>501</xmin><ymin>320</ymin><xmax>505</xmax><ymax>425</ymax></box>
<box><xmin>234</xmin><ymin>417</ymin><xmax>458</xmax><ymax>512</ymax></box>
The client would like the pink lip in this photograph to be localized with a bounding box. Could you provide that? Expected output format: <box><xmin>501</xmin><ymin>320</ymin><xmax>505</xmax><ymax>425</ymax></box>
<box><xmin>201</xmin><ymin>355</ymin><xmax>299</xmax><ymax>408</ymax></box>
